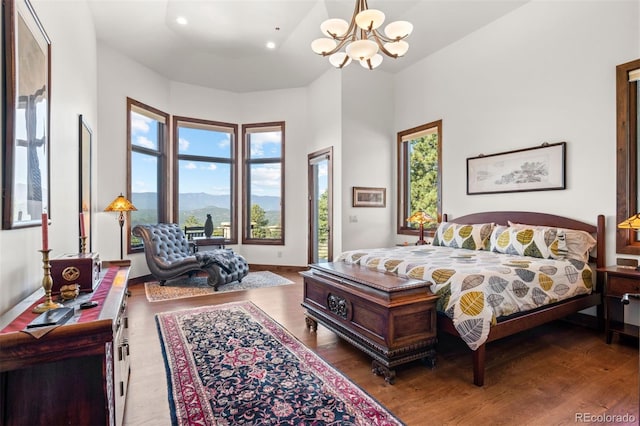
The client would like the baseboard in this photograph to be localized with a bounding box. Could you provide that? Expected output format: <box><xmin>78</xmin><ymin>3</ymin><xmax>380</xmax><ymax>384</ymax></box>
<box><xmin>128</xmin><ymin>264</ymin><xmax>308</xmax><ymax>286</ymax></box>
<box><xmin>248</xmin><ymin>264</ymin><xmax>308</xmax><ymax>273</ymax></box>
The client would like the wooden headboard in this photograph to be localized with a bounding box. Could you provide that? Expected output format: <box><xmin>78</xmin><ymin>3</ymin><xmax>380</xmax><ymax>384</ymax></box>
<box><xmin>442</xmin><ymin>211</ymin><xmax>606</xmax><ymax>270</ymax></box>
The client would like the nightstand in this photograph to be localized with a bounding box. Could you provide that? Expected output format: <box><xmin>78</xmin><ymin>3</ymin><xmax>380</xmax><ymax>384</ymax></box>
<box><xmin>598</xmin><ymin>266</ymin><xmax>640</xmax><ymax>343</ymax></box>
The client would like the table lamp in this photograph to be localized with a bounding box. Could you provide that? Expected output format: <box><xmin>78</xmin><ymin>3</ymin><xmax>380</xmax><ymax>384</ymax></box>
<box><xmin>105</xmin><ymin>193</ymin><xmax>137</xmax><ymax>259</ymax></box>
<box><xmin>407</xmin><ymin>211</ymin><xmax>435</xmax><ymax>245</ymax></box>
<box><xmin>618</xmin><ymin>213</ymin><xmax>640</xmax><ymax>270</ymax></box>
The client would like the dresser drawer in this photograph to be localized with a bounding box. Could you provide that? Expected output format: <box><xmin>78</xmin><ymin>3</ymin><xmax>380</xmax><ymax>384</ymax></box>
<box><xmin>607</xmin><ymin>275</ymin><xmax>640</xmax><ymax>296</ymax></box>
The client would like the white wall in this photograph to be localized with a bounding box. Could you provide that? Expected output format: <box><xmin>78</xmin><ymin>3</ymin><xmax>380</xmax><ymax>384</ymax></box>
<box><xmin>95</xmin><ymin>43</ymin><xmax>171</xmax><ymax>278</ymax></box>
<box><xmin>305</xmin><ymin>66</ymin><xmax>396</xmax><ymax>257</ymax></box>
<box><xmin>238</xmin><ymin>88</ymin><xmax>310</xmax><ymax>265</ymax></box>
<box><xmin>95</xmin><ymin>45</ymin><xmax>393</xmax><ymax>275</ymax></box>
<box><xmin>0</xmin><ymin>0</ymin><xmax>3</xmax><ymax>312</ymax></box>
<box><xmin>307</xmin><ymin>70</ymin><xmax>343</xmax><ymax>256</ymax></box>
<box><xmin>0</xmin><ymin>1</ymin><xmax>98</xmax><ymax>314</ymax></box>
<box><xmin>394</xmin><ymin>0</ymin><xmax>639</xmax><ymax>266</ymax></box>
<box><xmin>170</xmin><ymin>82</ymin><xmax>240</xmax><ymax>122</ymax></box>
<box><xmin>96</xmin><ymin>46</ymin><xmax>315</xmax><ymax>276</ymax></box>
<box><xmin>1</xmin><ymin>0</ymin><xmax>638</xmax><ymax>315</ymax></box>
<box><xmin>341</xmin><ymin>67</ymin><xmax>395</xmax><ymax>251</ymax></box>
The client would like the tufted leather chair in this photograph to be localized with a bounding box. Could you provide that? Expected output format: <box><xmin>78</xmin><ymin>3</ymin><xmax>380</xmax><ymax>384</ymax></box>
<box><xmin>132</xmin><ymin>223</ymin><xmax>249</xmax><ymax>290</ymax></box>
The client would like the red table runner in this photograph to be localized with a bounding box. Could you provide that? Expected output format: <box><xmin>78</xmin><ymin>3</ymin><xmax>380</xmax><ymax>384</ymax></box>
<box><xmin>1</xmin><ymin>266</ymin><xmax>119</xmax><ymax>334</ymax></box>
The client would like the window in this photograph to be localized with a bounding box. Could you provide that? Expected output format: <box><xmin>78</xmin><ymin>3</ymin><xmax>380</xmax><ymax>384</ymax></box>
<box><xmin>127</xmin><ymin>101</ymin><xmax>284</xmax><ymax>248</ymax></box>
<box><xmin>242</xmin><ymin>122</ymin><xmax>285</xmax><ymax>245</ymax></box>
<box><xmin>397</xmin><ymin>120</ymin><xmax>442</xmax><ymax>236</ymax></box>
<box><xmin>128</xmin><ymin>98</ymin><xmax>169</xmax><ymax>252</ymax></box>
<box><xmin>173</xmin><ymin>117</ymin><xmax>238</xmax><ymax>243</ymax></box>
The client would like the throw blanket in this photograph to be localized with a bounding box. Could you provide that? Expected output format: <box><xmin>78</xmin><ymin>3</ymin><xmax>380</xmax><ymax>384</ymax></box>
<box><xmin>337</xmin><ymin>245</ymin><xmax>593</xmax><ymax>350</ymax></box>
<box><xmin>196</xmin><ymin>249</ymin><xmax>236</xmax><ymax>273</ymax></box>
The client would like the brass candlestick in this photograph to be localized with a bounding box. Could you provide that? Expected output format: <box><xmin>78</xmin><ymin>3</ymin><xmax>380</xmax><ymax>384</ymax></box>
<box><xmin>80</xmin><ymin>236</ymin><xmax>88</xmax><ymax>254</ymax></box>
<box><xmin>33</xmin><ymin>249</ymin><xmax>63</xmax><ymax>313</ymax></box>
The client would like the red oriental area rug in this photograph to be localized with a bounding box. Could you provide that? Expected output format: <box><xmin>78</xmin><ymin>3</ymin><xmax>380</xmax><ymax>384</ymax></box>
<box><xmin>156</xmin><ymin>301</ymin><xmax>404</xmax><ymax>426</ymax></box>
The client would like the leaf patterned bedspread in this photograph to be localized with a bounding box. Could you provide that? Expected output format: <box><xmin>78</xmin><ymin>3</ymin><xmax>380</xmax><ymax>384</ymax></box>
<box><xmin>337</xmin><ymin>246</ymin><xmax>593</xmax><ymax>350</ymax></box>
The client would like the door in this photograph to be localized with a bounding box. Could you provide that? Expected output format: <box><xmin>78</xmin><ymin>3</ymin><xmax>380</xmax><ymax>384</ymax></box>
<box><xmin>308</xmin><ymin>148</ymin><xmax>333</xmax><ymax>264</ymax></box>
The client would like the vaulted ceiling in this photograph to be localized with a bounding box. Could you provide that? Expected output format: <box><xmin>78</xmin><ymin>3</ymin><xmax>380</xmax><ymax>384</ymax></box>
<box><xmin>89</xmin><ymin>0</ymin><xmax>528</xmax><ymax>93</ymax></box>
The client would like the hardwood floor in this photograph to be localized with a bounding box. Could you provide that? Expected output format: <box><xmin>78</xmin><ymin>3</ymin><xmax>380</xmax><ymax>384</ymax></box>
<box><xmin>123</xmin><ymin>270</ymin><xmax>639</xmax><ymax>425</ymax></box>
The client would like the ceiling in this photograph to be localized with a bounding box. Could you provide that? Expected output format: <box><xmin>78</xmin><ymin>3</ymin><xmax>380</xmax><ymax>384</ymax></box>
<box><xmin>88</xmin><ymin>0</ymin><xmax>528</xmax><ymax>93</ymax></box>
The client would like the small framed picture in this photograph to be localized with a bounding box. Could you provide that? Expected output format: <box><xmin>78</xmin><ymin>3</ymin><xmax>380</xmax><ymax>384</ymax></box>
<box><xmin>352</xmin><ymin>187</ymin><xmax>386</xmax><ymax>208</ymax></box>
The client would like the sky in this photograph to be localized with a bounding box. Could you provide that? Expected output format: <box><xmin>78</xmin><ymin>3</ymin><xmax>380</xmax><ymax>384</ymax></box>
<box><xmin>12</xmin><ymin>98</ymin><xmax>49</xmax><ymax>222</ymax></box>
<box><xmin>130</xmin><ymin>112</ymin><xmax>282</xmax><ymax>197</ymax></box>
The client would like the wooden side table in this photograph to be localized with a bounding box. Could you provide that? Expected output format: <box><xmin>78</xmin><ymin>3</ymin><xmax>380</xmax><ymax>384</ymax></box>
<box><xmin>598</xmin><ymin>266</ymin><xmax>640</xmax><ymax>343</ymax></box>
<box><xmin>193</xmin><ymin>236</ymin><xmax>225</xmax><ymax>252</ymax></box>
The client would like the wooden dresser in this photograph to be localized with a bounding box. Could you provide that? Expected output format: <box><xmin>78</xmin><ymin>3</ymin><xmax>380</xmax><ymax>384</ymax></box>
<box><xmin>0</xmin><ymin>260</ymin><xmax>131</xmax><ymax>426</ymax></box>
<box><xmin>301</xmin><ymin>262</ymin><xmax>439</xmax><ymax>384</ymax></box>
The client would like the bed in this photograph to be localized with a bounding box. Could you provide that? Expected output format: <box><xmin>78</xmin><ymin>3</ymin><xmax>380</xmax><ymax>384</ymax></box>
<box><xmin>328</xmin><ymin>211</ymin><xmax>605</xmax><ymax>386</ymax></box>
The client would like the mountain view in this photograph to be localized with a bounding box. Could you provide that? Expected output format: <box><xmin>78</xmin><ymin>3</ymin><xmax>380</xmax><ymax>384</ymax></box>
<box><xmin>131</xmin><ymin>192</ymin><xmax>281</xmax><ymax>229</ymax></box>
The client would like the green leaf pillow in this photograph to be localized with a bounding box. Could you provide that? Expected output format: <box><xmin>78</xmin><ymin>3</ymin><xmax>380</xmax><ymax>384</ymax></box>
<box><xmin>433</xmin><ymin>222</ymin><xmax>494</xmax><ymax>250</ymax></box>
<box><xmin>491</xmin><ymin>225</ymin><xmax>565</xmax><ymax>259</ymax></box>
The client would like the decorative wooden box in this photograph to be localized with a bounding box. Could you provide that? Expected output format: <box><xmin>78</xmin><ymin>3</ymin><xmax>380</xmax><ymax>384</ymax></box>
<box><xmin>301</xmin><ymin>262</ymin><xmax>438</xmax><ymax>384</ymax></box>
<box><xmin>50</xmin><ymin>252</ymin><xmax>101</xmax><ymax>294</ymax></box>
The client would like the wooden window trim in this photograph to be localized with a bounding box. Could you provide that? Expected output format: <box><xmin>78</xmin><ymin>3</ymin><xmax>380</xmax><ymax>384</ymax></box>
<box><xmin>308</xmin><ymin>147</ymin><xmax>333</xmax><ymax>263</ymax></box>
<box><xmin>242</xmin><ymin>121</ymin><xmax>285</xmax><ymax>245</ymax></box>
<box><xmin>172</xmin><ymin>116</ymin><xmax>239</xmax><ymax>244</ymax></box>
<box><xmin>616</xmin><ymin>58</ymin><xmax>640</xmax><ymax>254</ymax></box>
<box><xmin>396</xmin><ymin>119</ymin><xmax>442</xmax><ymax>237</ymax></box>
<box><xmin>127</xmin><ymin>97</ymin><xmax>169</xmax><ymax>254</ymax></box>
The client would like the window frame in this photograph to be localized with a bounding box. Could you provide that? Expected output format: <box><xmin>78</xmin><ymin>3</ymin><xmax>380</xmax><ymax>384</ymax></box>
<box><xmin>242</xmin><ymin>121</ymin><xmax>285</xmax><ymax>245</ymax></box>
<box><xmin>616</xmin><ymin>58</ymin><xmax>640</xmax><ymax>254</ymax></box>
<box><xmin>172</xmin><ymin>116</ymin><xmax>239</xmax><ymax>244</ymax></box>
<box><xmin>396</xmin><ymin>120</ymin><xmax>442</xmax><ymax>237</ymax></box>
<box><xmin>127</xmin><ymin>97</ymin><xmax>169</xmax><ymax>254</ymax></box>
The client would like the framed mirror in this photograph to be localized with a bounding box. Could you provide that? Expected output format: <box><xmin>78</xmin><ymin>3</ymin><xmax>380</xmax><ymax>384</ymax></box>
<box><xmin>616</xmin><ymin>58</ymin><xmax>640</xmax><ymax>254</ymax></box>
<box><xmin>2</xmin><ymin>0</ymin><xmax>51</xmax><ymax>229</ymax></box>
<box><xmin>79</xmin><ymin>115</ymin><xmax>92</xmax><ymax>253</ymax></box>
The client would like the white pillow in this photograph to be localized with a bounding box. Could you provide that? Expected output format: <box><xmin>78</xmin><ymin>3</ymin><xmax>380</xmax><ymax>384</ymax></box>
<box><xmin>508</xmin><ymin>221</ymin><xmax>597</xmax><ymax>262</ymax></box>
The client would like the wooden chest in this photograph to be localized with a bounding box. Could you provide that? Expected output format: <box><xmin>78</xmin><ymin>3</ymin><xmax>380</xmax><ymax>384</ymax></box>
<box><xmin>301</xmin><ymin>262</ymin><xmax>439</xmax><ymax>383</ymax></box>
<box><xmin>50</xmin><ymin>252</ymin><xmax>101</xmax><ymax>294</ymax></box>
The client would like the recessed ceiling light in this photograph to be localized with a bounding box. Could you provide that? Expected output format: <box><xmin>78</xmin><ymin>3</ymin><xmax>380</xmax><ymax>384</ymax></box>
<box><xmin>266</xmin><ymin>41</ymin><xmax>276</xmax><ymax>49</ymax></box>
<box><xmin>176</xmin><ymin>16</ymin><xmax>188</xmax><ymax>25</ymax></box>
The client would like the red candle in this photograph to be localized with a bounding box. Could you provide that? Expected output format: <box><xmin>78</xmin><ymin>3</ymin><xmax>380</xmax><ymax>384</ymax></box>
<box><xmin>41</xmin><ymin>212</ymin><xmax>49</xmax><ymax>251</ymax></box>
<box><xmin>79</xmin><ymin>212</ymin><xmax>86</xmax><ymax>238</ymax></box>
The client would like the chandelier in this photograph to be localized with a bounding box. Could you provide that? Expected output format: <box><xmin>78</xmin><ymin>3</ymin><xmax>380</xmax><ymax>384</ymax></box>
<box><xmin>311</xmin><ymin>0</ymin><xmax>413</xmax><ymax>70</ymax></box>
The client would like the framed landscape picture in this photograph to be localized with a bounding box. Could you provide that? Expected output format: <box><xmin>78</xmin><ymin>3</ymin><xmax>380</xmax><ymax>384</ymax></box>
<box><xmin>467</xmin><ymin>142</ymin><xmax>566</xmax><ymax>195</ymax></box>
<box><xmin>2</xmin><ymin>0</ymin><xmax>51</xmax><ymax>229</ymax></box>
